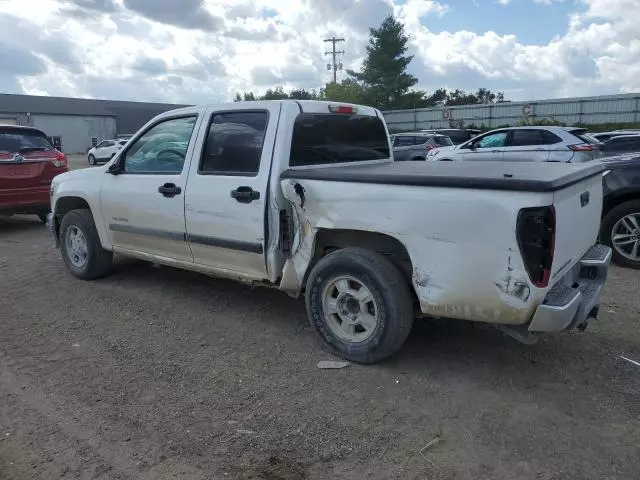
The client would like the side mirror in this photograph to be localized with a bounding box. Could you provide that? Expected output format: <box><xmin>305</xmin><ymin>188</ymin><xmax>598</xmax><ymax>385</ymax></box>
<box><xmin>107</xmin><ymin>162</ymin><xmax>121</xmax><ymax>175</ymax></box>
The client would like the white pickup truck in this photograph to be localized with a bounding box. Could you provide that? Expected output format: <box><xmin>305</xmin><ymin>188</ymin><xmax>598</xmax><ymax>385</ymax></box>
<box><xmin>47</xmin><ymin>100</ymin><xmax>612</xmax><ymax>363</ymax></box>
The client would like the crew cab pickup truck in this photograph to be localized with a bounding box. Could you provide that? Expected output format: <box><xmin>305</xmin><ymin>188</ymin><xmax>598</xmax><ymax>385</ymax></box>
<box><xmin>47</xmin><ymin>100</ymin><xmax>611</xmax><ymax>363</ymax></box>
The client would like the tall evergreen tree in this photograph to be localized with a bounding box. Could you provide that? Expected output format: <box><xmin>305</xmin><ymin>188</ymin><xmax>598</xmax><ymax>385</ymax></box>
<box><xmin>348</xmin><ymin>15</ymin><xmax>418</xmax><ymax>110</ymax></box>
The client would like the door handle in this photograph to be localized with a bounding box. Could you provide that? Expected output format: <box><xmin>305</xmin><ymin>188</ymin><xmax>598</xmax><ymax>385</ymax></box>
<box><xmin>491</xmin><ymin>149</ymin><xmax>501</xmax><ymax>153</ymax></box>
<box><xmin>230</xmin><ymin>186</ymin><xmax>260</xmax><ymax>203</ymax></box>
<box><xmin>158</xmin><ymin>183</ymin><xmax>182</xmax><ymax>198</ymax></box>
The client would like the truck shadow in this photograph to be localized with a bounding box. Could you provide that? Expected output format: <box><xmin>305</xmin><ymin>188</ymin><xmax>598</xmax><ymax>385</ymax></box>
<box><xmin>104</xmin><ymin>258</ymin><xmax>611</xmax><ymax>380</ymax></box>
<box><xmin>0</xmin><ymin>215</ymin><xmax>45</xmax><ymax>233</ymax></box>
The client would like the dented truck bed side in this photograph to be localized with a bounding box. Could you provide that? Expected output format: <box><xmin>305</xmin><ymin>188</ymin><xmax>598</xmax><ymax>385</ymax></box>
<box><xmin>277</xmin><ymin>160</ymin><xmax>605</xmax><ymax>327</ymax></box>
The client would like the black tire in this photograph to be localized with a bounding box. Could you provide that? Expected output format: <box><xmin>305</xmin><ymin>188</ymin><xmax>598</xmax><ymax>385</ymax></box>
<box><xmin>88</xmin><ymin>154</ymin><xmax>96</xmax><ymax>165</ymax></box>
<box><xmin>600</xmin><ymin>199</ymin><xmax>640</xmax><ymax>269</ymax></box>
<box><xmin>305</xmin><ymin>247</ymin><xmax>414</xmax><ymax>364</ymax></box>
<box><xmin>37</xmin><ymin>211</ymin><xmax>48</xmax><ymax>224</ymax></box>
<box><xmin>59</xmin><ymin>209</ymin><xmax>113</xmax><ymax>280</ymax></box>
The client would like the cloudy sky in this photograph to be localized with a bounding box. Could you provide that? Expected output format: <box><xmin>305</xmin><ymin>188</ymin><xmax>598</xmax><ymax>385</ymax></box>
<box><xmin>0</xmin><ymin>0</ymin><xmax>637</xmax><ymax>104</ymax></box>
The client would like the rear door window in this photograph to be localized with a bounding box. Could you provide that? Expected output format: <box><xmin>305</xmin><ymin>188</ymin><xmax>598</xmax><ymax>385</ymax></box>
<box><xmin>199</xmin><ymin>111</ymin><xmax>268</xmax><ymax>176</ymax></box>
<box><xmin>290</xmin><ymin>113</ymin><xmax>389</xmax><ymax>167</ymax></box>
<box><xmin>509</xmin><ymin>129</ymin><xmax>548</xmax><ymax>147</ymax></box>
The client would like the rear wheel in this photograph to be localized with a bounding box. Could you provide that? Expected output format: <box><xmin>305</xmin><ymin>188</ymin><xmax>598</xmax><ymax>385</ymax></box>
<box><xmin>305</xmin><ymin>248</ymin><xmax>414</xmax><ymax>363</ymax></box>
<box><xmin>59</xmin><ymin>209</ymin><xmax>113</xmax><ymax>279</ymax></box>
<box><xmin>601</xmin><ymin>199</ymin><xmax>640</xmax><ymax>269</ymax></box>
<box><xmin>88</xmin><ymin>154</ymin><xmax>96</xmax><ymax>165</ymax></box>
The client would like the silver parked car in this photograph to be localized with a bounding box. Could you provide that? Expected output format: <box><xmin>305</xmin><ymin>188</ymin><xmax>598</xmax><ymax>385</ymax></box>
<box><xmin>391</xmin><ymin>132</ymin><xmax>453</xmax><ymax>161</ymax></box>
<box><xmin>427</xmin><ymin>126</ymin><xmax>603</xmax><ymax>163</ymax></box>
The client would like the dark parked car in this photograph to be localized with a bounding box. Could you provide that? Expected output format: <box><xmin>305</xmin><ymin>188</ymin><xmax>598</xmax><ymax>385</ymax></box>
<box><xmin>600</xmin><ymin>153</ymin><xmax>640</xmax><ymax>268</ymax></box>
<box><xmin>391</xmin><ymin>133</ymin><xmax>453</xmax><ymax>161</ymax></box>
<box><xmin>421</xmin><ymin>128</ymin><xmax>480</xmax><ymax>145</ymax></box>
<box><xmin>602</xmin><ymin>135</ymin><xmax>640</xmax><ymax>157</ymax></box>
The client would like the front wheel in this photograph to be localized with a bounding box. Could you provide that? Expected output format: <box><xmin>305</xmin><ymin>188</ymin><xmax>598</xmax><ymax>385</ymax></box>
<box><xmin>305</xmin><ymin>248</ymin><xmax>414</xmax><ymax>364</ymax></box>
<box><xmin>88</xmin><ymin>154</ymin><xmax>96</xmax><ymax>165</ymax></box>
<box><xmin>37</xmin><ymin>211</ymin><xmax>48</xmax><ymax>224</ymax></box>
<box><xmin>59</xmin><ymin>209</ymin><xmax>113</xmax><ymax>279</ymax></box>
<box><xmin>601</xmin><ymin>199</ymin><xmax>640</xmax><ymax>269</ymax></box>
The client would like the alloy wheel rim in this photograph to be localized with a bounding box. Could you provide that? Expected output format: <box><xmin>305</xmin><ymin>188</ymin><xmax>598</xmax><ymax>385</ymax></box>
<box><xmin>612</xmin><ymin>213</ymin><xmax>640</xmax><ymax>260</ymax></box>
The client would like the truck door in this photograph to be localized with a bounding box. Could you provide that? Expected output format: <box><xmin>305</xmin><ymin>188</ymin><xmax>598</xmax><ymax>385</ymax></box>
<box><xmin>100</xmin><ymin>112</ymin><xmax>204</xmax><ymax>263</ymax></box>
<box><xmin>184</xmin><ymin>105</ymin><xmax>281</xmax><ymax>279</ymax></box>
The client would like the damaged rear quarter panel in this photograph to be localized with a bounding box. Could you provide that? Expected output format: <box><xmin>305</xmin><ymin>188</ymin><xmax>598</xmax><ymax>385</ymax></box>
<box><xmin>281</xmin><ymin>177</ymin><xmax>550</xmax><ymax>325</ymax></box>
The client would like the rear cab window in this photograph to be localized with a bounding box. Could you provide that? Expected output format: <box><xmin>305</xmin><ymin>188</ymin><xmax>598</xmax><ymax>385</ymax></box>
<box><xmin>290</xmin><ymin>113</ymin><xmax>389</xmax><ymax>167</ymax></box>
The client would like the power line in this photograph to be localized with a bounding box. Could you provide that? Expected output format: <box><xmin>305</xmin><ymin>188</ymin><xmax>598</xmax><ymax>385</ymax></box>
<box><xmin>323</xmin><ymin>37</ymin><xmax>345</xmax><ymax>84</ymax></box>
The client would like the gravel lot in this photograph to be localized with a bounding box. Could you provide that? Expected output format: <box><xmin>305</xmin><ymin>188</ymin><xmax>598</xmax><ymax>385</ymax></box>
<box><xmin>1</xmin><ymin>158</ymin><xmax>639</xmax><ymax>479</ymax></box>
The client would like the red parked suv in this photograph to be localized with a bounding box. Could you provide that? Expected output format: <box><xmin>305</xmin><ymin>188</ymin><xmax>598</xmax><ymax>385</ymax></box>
<box><xmin>0</xmin><ymin>125</ymin><xmax>68</xmax><ymax>223</ymax></box>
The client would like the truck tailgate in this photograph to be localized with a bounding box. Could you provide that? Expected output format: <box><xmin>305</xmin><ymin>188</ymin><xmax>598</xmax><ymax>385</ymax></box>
<box><xmin>550</xmin><ymin>171</ymin><xmax>603</xmax><ymax>283</ymax></box>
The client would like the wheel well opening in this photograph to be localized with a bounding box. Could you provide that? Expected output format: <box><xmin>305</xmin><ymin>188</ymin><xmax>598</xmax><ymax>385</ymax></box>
<box><xmin>307</xmin><ymin>229</ymin><xmax>416</xmax><ymax>296</ymax></box>
<box><xmin>603</xmin><ymin>193</ymin><xmax>640</xmax><ymax>218</ymax></box>
<box><xmin>53</xmin><ymin>197</ymin><xmax>91</xmax><ymax>234</ymax></box>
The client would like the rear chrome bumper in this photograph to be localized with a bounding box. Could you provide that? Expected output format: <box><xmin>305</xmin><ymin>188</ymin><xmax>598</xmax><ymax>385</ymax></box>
<box><xmin>528</xmin><ymin>244</ymin><xmax>612</xmax><ymax>333</ymax></box>
<box><xmin>46</xmin><ymin>213</ymin><xmax>59</xmax><ymax>248</ymax></box>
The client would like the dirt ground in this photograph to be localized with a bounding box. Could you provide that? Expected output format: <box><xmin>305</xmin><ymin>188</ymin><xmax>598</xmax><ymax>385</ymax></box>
<box><xmin>1</xmin><ymin>173</ymin><xmax>639</xmax><ymax>479</ymax></box>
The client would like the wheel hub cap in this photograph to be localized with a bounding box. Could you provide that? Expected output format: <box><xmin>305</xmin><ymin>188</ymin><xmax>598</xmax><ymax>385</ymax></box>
<box><xmin>322</xmin><ymin>276</ymin><xmax>379</xmax><ymax>343</ymax></box>
<box><xmin>65</xmin><ymin>226</ymin><xmax>88</xmax><ymax>268</ymax></box>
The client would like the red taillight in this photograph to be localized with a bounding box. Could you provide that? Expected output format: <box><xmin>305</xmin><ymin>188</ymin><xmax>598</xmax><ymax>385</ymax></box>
<box><xmin>52</xmin><ymin>151</ymin><xmax>67</xmax><ymax>168</ymax></box>
<box><xmin>568</xmin><ymin>144</ymin><xmax>594</xmax><ymax>151</ymax></box>
<box><xmin>516</xmin><ymin>206</ymin><xmax>555</xmax><ymax>288</ymax></box>
<box><xmin>328</xmin><ymin>105</ymin><xmax>357</xmax><ymax>114</ymax></box>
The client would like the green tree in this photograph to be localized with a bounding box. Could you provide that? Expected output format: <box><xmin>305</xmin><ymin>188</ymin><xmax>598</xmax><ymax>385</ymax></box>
<box><xmin>233</xmin><ymin>91</ymin><xmax>257</xmax><ymax>102</ymax></box>
<box><xmin>320</xmin><ymin>79</ymin><xmax>366</xmax><ymax>104</ymax></box>
<box><xmin>347</xmin><ymin>15</ymin><xmax>418</xmax><ymax>110</ymax></box>
<box><xmin>262</xmin><ymin>86</ymin><xmax>289</xmax><ymax>100</ymax></box>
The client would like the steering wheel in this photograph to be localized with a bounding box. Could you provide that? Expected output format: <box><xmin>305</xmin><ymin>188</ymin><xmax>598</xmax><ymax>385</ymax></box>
<box><xmin>156</xmin><ymin>148</ymin><xmax>185</xmax><ymax>161</ymax></box>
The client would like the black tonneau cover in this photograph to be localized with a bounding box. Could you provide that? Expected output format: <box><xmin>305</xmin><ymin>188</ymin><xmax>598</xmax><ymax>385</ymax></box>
<box><xmin>281</xmin><ymin>160</ymin><xmax>605</xmax><ymax>193</ymax></box>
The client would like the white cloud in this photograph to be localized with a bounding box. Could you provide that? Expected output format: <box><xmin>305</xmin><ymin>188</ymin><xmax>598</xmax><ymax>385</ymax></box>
<box><xmin>0</xmin><ymin>0</ymin><xmax>637</xmax><ymax>103</ymax></box>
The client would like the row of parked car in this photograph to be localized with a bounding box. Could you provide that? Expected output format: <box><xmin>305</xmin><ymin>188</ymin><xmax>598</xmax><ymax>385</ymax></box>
<box><xmin>391</xmin><ymin>127</ymin><xmax>640</xmax><ymax>162</ymax></box>
<box><xmin>390</xmin><ymin>126</ymin><xmax>640</xmax><ymax>269</ymax></box>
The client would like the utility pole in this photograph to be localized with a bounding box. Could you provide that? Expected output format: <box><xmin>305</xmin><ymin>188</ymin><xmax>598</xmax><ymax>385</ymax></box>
<box><xmin>324</xmin><ymin>37</ymin><xmax>345</xmax><ymax>83</ymax></box>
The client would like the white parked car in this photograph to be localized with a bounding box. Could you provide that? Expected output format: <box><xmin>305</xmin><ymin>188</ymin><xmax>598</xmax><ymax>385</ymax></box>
<box><xmin>47</xmin><ymin>100</ymin><xmax>611</xmax><ymax>363</ymax></box>
<box><xmin>427</xmin><ymin>126</ymin><xmax>603</xmax><ymax>163</ymax></box>
<box><xmin>87</xmin><ymin>139</ymin><xmax>127</xmax><ymax>165</ymax></box>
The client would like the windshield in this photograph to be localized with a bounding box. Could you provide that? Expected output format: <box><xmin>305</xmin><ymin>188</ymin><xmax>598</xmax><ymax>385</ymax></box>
<box><xmin>290</xmin><ymin>113</ymin><xmax>390</xmax><ymax>167</ymax></box>
<box><xmin>0</xmin><ymin>129</ymin><xmax>53</xmax><ymax>153</ymax></box>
